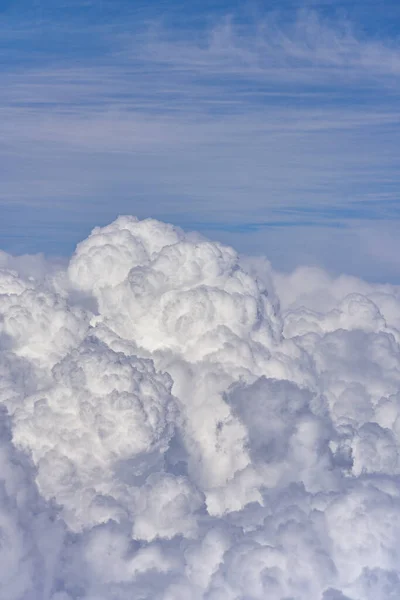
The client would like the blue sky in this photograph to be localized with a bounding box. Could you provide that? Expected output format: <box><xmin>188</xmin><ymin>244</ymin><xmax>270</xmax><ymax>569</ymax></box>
<box><xmin>2</xmin><ymin>0</ymin><xmax>400</xmax><ymax>280</ymax></box>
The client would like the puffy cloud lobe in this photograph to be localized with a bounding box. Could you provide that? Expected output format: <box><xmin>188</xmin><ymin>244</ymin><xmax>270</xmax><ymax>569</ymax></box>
<box><xmin>68</xmin><ymin>216</ymin><xmax>183</xmax><ymax>293</ymax></box>
<box><xmin>132</xmin><ymin>473</ymin><xmax>203</xmax><ymax>542</ymax></box>
<box><xmin>1</xmin><ymin>216</ymin><xmax>400</xmax><ymax>598</ymax></box>
<box><xmin>0</xmin><ymin>407</ymin><xmax>65</xmax><ymax>600</ymax></box>
<box><xmin>0</xmin><ymin>275</ymin><xmax>88</xmax><ymax>368</ymax></box>
<box><xmin>70</xmin><ymin>219</ymin><xmax>282</xmax><ymax>362</ymax></box>
<box><xmin>12</xmin><ymin>338</ymin><xmax>177</xmax><ymax>531</ymax></box>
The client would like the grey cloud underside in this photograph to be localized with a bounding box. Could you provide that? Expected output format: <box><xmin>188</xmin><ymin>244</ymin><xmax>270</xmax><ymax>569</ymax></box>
<box><xmin>1</xmin><ymin>216</ymin><xmax>400</xmax><ymax>599</ymax></box>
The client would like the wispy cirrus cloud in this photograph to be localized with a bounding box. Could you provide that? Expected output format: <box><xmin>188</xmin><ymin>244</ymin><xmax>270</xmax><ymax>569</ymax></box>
<box><xmin>1</xmin><ymin>6</ymin><xmax>400</xmax><ymax>278</ymax></box>
<box><xmin>138</xmin><ymin>11</ymin><xmax>400</xmax><ymax>83</ymax></box>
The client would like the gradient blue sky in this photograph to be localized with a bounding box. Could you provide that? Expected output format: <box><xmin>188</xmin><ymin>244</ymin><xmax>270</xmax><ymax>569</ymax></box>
<box><xmin>2</xmin><ymin>0</ymin><xmax>400</xmax><ymax>280</ymax></box>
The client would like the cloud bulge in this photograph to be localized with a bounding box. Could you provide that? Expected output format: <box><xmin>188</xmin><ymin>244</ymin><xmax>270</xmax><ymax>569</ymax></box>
<box><xmin>1</xmin><ymin>215</ymin><xmax>400</xmax><ymax>599</ymax></box>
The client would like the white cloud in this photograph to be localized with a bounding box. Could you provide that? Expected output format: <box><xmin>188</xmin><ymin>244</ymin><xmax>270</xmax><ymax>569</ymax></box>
<box><xmin>141</xmin><ymin>11</ymin><xmax>400</xmax><ymax>82</ymax></box>
<box><xmin>2</xmin><ymin>215</ymin><xmax>400</xmax><ymax>598</ymax></box>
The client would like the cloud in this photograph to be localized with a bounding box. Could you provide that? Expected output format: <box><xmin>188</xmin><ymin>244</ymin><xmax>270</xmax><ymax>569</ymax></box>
<box><xmin>1</xmin><ymin>7</ymin><xmax>400</xmax><ymax>280</ymax></box>
<box><xmin>2</xmin><ymin>215</ymin><xmax>400</xmax><ymax>598</ymax></box>
<box><xmin>141</xmin><ymin>10</ymin><xmax>400</xmax><ymax>82</ymax></box>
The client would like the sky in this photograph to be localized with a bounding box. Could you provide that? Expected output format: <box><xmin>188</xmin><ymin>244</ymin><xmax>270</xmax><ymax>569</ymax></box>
<box><xmin>4</xmin><ymin>5</ymin><xmax>400</xmax><ymax>596</ymax></box>
<box><xmin>2</xmin><ymin>0</ymin><xmax>400</xmax><ymax>280</ymax></box>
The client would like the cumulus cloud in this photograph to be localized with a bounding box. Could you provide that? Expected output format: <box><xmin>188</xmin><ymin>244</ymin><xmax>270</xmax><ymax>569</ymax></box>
<box><xmin>1</xmin><ymin>215</ymin><xmax>400</xmax><ymax>599</ymax></box>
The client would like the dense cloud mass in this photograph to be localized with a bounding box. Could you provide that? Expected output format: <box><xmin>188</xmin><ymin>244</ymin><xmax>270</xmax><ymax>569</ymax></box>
<box><xmin>1</xmin><ymin>216</ymin><xmax>400</xmax><ymax>599</ymax></box>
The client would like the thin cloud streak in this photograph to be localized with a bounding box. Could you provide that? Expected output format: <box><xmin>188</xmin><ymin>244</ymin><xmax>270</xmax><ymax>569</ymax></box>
<box><xmin>138</xmin><ymin>11</ymin><xmax>400</xmax><ymax>83</ymax></box>
<box><xmin>1</xmin><ymin>7</ymin><xmax>400</xmax><ymax>278</ymax></box>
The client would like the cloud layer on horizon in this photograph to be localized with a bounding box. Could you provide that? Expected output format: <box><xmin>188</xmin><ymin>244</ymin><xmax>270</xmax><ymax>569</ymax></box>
<box><xmin>2</xmin><ymin>215</ymin><xmax>400</xmax><ymax>599</ymax></box>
